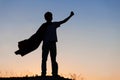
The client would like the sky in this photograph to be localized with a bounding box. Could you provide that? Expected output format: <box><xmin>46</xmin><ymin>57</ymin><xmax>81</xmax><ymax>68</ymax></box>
<box><xmin>0</xmin><ymin>0</ymin><xmax>120</xmax><ymax>80</ymax></box>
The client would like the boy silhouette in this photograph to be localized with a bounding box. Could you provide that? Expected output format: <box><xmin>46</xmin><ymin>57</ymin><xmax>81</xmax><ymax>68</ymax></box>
<box><xmin>41</xmin><ymin>11</ymin><xmax>74</xmax><ymax>77</ymax></box>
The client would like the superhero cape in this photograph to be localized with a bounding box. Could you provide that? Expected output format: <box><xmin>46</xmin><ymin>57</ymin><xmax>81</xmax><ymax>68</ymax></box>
<box><xmin>15</xmin><ymin>23</ymin><xmax>48</xmax><ymax>56</ymax></box>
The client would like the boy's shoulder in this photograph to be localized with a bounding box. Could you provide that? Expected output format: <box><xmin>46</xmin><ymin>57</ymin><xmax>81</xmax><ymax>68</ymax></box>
<box><xmin>42</xmin><ymin>22</ymin><xmax>60</xmax><ymax>25</ymax></box>
<box><xmin>52</xmin><ymin>22</ymin><xmax>61</xmax><ymax>27</ymax></box>
<box><xmin>41</xmin><ymin>22</ymin><xmax>61</xmax><ymax>28</ymax></box>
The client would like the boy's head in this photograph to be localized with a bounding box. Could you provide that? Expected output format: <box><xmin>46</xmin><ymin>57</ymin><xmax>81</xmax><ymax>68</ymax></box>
<box><xmin>44</xmin><ymin>12</ymin><xmax>53</xmax><ymax>22</ymax></box>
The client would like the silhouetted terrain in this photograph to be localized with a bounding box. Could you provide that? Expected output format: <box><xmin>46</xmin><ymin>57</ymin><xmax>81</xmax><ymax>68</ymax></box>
<box><xmin>0</xmin><ymin>76</ymin><xmax>72</xmax><ymax>80</ymax></box>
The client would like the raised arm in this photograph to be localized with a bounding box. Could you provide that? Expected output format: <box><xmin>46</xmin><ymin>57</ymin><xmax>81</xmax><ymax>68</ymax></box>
<box><xmin>59</xmin><ymin>11</ymin><xmax>74</xmax><ymax>24</ymax></box>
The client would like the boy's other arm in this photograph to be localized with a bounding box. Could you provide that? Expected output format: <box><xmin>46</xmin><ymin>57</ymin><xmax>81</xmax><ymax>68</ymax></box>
<box><xmin>59</xmin><ymin>11</ymin><xmax>74</xmax><ymax>24</ymax></box>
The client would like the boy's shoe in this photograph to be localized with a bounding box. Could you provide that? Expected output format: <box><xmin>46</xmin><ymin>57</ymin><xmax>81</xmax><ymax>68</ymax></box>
<box><xmin>41</xmin><ymin>74</ymin><xmax>46</xmax><ymax>77</ymax></box>
<box><xmin>53</xmin><ymin>74</ymin><xmax>62</xmax><ymax>78</ymax></box>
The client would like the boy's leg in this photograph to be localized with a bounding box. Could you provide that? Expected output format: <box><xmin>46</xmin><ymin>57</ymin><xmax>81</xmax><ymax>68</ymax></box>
<box><xmin>50</xmin><ymin>42</ymin><xmax>58</xmax><ymax>76</ymax></box>
<box><xmin>41</xmin><ymin>42</ymin><xmax>49</xmax><ymax>76</ymax></box>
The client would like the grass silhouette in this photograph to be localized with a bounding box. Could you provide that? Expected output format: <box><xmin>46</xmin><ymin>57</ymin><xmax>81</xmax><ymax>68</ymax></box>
<box><xmin>0</xmin><ymin>75</ymin><xmax>72</xmax><ymax>80</ymax></box>
<box><xmin>0</xmin><ymin>71</ymin><xmax>83</xmax><ymax>80</ymax></box>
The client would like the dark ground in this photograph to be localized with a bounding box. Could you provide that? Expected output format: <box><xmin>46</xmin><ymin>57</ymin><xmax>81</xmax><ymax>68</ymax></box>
<box><xmin>0</xmin><ymin>76</ymin><xmax>72</xmax><ymax>80</ymax></box>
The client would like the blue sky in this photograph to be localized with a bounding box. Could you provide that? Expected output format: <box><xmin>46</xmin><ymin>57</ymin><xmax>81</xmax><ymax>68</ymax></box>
<box><xmin>0</xmin><ymin>0</ymin><xmax>120</xmax><ymax>80</ymax></box>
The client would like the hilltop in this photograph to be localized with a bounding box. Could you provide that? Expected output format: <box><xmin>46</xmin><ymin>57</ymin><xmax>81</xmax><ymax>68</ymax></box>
<box><xmin>0</xmin><ymin>76</ymin><xmax>72</xmax><ymax>80</ymax></box>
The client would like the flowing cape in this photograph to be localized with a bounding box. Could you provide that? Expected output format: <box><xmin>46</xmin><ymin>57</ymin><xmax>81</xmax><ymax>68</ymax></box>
<box><xmin>15</xmin><ymin>23</ymin><xmax>48</xmax><ymax>56</ymax></box>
